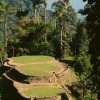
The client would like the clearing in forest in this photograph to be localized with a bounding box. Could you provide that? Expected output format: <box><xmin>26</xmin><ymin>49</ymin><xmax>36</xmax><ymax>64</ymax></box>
<box><xmin>17</xmin><ymin>64</ymin><xmax>59</xmax><ymax>76</ymax></box>
<box><xmin>11</xmin><ymin>56</ymin><xmax>55</xmax><ymax>64</ymax></box>
<box><xmin>23</xmin><ymin>86</ymin><xmax>65</xmax><ymax>97</ymax></box>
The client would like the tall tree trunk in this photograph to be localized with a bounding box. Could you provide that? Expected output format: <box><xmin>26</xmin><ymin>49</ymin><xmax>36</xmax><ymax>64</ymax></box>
<box><xmin>60</xmin><ymin>24</ymin><xmax>63</xmax><ymax>56</ymax></box>
<box><xmin>38</xmin><ymin>12</ymin><xmax>40</xmax><ymax>23</ymax></box>
<box><xmin>97</xmin><ymin>83</ymin><xmax>100</xmax><ymax>100</ymax></box>
<box><xmin>44</xmin><ymin>7</ymin><xmax>47</xmax><ymax>42</ymax></box>
<box><xmin>0</xmin><ymin>56</ymin><xmax>3</xmax><ymax>65</ymax></box>
<box><xmin>82</xmin><ymin>87</ymin><xmax>86</xmax><ymax>100</ymax></box>
<box><xmin>63</xmin><ymin>23</ymin><xmax>67</xmax><ymax>58</ymax></box>
<box><xmin>4</xmin><ymin>14</ymin><xmax>8</xmax><ymax>54</ymax></box>
<box><xmin>54</xmin><ymin>17</ymin><xmax>56</xmax><ymax>29</ymax></box>
<box><xmin>34</xmin><ymin>9</ymin><xmax>37</xmax><ymax>20</ymax></box>
<box><xmin>12</xmin><ymin>46</ymin><xmax>14</xmax><ymax>57</ymax></box>
<box><xmin>63</xmin><ymin>30</ymin><xmax>67</xmax><ymax>58</ymax></box>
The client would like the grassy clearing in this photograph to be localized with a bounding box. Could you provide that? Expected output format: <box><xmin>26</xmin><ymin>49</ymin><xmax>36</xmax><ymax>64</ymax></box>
<box><xmin>23</xmin><ymin>86</ymin><xmax>65</xmax><ymax>97</ymax></box>
<box><xmin>17</xmin><ymin>64</ymin><xmax>58</xmax><ymax>76</ymax></box>
<box><xmin>11</xmin><ymin>56</ymin><xmax>55</xmax><ymax>64</ymax></box>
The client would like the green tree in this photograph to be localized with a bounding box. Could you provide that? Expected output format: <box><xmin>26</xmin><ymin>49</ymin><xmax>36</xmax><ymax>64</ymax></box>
<box><xmin>73</xmin><ymin>21</ymin><xmax>92</xmax><ymax>75</ymax></box>
<box><xmin>88</xmin><ymin>1</ymin><xmax>100</xmax><ymax>99</ymax></box>
<box><xmin>52</xmin><ymin>0</ymin><xmax>70</xmax><ymax>57</ymax></box>
<box><xmin>31</xmin><ymin>0</ymin><xmax>47</xmax><ymax>41</ymax></box>
<box><xmin>70</xmin><ymin>20</ymin><xmax>97</xmax><ymax>99</ymax></box>
<box><xmin>44</xmin><ymin>0</ymin><xmax>47</xmax><ymax>42</ymax></box>
<box><xmin>0</xmin><ymin>0</ymin><xmax>16</xmax><ymax>53</ymax></box>
<box><xmin>0</xmin><ymin>43</ymin><xmax>6</xmax><ymax>64</ymax></box>
<box><xmin>80</xmin><ymin>0</ymin><xmax>100</xmax><ymax>99</ymax></box>
<box><xmin>72</xmin><ymin>20</ymin><xmax>88</xmax><ymax>56</ymax></box>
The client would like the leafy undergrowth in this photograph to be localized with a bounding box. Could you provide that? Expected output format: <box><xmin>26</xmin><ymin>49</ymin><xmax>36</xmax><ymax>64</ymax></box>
<box><xmin>68</xmin><ymin>84</ymin><xmax>97</xmax><ymax>100</ymax></box>
<box><xmin>60</xmin><ymin>57</ymin><xmax>97</xmax><ymax>100</ymax></box>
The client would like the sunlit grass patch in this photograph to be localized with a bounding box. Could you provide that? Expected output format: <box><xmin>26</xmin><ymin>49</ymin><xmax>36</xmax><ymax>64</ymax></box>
<box><xmin>23</xmin><ymin>86</ymin><xmax>65</xmax><ymax>97</ymax></box>
<box><xmin>17</xmin><ymin>64</ymin><xmax>58</xmax><ymax>76</ymax></box>
<box><xmin>11</xmin><ymin>56</ymin><xmax>55</xmax><ymax>64</ymax></box>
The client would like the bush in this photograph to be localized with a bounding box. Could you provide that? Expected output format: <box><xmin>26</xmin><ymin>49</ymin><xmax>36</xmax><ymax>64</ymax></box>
<box><xmin>0</xmin><ymin>44</ymin><xmax>7</xmax><ymax>64</ymax></box>
<box><xmin>74</xmin><ymin>54</ymin><xmax>92</xmax><ymax>75</ymax></box>
<box><xmin>16</xmin><ymin>48</ymin><xmax>29</xmax><ymax>56</ymax></box>
<box><xmin>38</xmin><ymin>42</ymin><xmax>54</xmax><ymax>56</ymax></box>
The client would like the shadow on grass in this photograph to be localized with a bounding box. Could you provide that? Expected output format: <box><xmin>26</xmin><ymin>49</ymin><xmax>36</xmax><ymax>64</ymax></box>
<box><xmin>66</xmin><ymin>85</ymin><xmax>80</xmax><ymax>99</ymax></box>
<box><xmin>0</xmin><ymin>77</ymin><xmax>28</xmax><ymax>100</ymax></box>
<box><xmin>6</xmin><ymin>69</ymin><xmax>29</xmax><ymax>84</ymax></box>
<box><xmin>0</xmin><ymin>63</ymin><xmax>9</xmax><ymax>76</ymax></box>
<box><xmin>0</xmin><ymin>63</ymin><xmax>28</xmax><ymax>100</ymax></box>
<box><xmin>60</xmin><ymin>93</ymin><xmax>69</xmax><ymax>100</ymax></box>
<box><xmin>60</xmin><ymin>59</ymin><xmax>75</xmax><ymax>68</ymax></box>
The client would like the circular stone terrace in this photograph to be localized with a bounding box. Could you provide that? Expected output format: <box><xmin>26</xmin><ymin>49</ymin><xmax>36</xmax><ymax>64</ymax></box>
<box><xmin>4</xmin><ymin>56</ymin><xmax>68</xmax><ymax>99</ymax></box>
<box><xmin>23</xmin><ymin>85</ymin><xmax>65</xmax><ymax>98</ymax></box>
<box><xmin>8</xmin><ymin>56</ymin><xmax>55</xmax><ymax>65</ymax></box>
<box><xmin>7</xmin><ymin>56</ymin><xmax>67</xmax><ymax>76</ymax></box>
<box><xmin>13</xmin><ymin>82</ymin><xmax>67</xmax><ymax>100</ymax></box>
<box><xmin>16</xmin><ymin>64</ymin><xmax>59</xmax><ymax>76</ymax></box>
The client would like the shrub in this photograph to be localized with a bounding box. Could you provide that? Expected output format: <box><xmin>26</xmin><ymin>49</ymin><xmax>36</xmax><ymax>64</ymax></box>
<box><xmin>39</xmin><ymin>42</ymin><xmax>54</xmax><ymax>56</ymax></box>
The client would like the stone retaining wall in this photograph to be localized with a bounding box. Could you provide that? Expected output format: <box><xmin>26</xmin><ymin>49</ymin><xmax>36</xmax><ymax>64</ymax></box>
<box><xmin>29</xmin><ymin>93</ymin><xmax>68</xmax><ymax>100</ymax></box>
<box><xmin>34</xmin><ymin>96</ymin><xmax>61</xmax><ymax>100</ymax></box>
<box><xmin>26</xmin><ymin>74</ymin><xmax>57</xmax><ymax>84</ymax></box>
<box><xmin>6</xmin><ymin>68</ymin><xmax>57</xmax><ymax>84</ymax></box>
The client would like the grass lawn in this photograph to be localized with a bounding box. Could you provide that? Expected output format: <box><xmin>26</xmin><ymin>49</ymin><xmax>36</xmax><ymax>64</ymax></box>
<box><xmin>17</xmin><ymin>64</ymin><xmax>58</xmax><ymax>76</ymax></box>
<box><xmin>11</xmin><ymin>56</ymin><xmax>55</xmax><ymax>64</ymax></box>
<box><xmin>23</xmin><ymin>86</ymin><xmax>65</xmax><ymax>97</ymax></box>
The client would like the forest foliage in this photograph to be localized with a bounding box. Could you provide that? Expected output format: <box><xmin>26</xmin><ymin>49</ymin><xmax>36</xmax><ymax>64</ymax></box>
<box><xmin>0</xmin><ymin>0</ymin><xmax>100</xmax><ymax>100</ymax></box>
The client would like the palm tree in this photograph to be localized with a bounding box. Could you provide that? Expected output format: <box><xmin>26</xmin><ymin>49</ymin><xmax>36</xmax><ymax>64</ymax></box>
<box><xmin>36</xmin><ymin>4</ymin><xmax>41</xmax><ymax>23</ymax></box>
<box><xmin>0</xmin><ymin>0</ymin><xmax>16</xmax><ymax>53</ymax></box>
<box><xmin>31</xmin><ymin>0</ymin><xmax>47</xmax><ymax>23</ymax></box>
<box><xmin>43</xmin><ymin>0</ymin><xmax>47</xmax><ymax>42</ymax></box>
<box><xmin>52</xmin><ymin>0</ymin><xmax>69</xmax><ymax>57</ymax></box>
<box><xmin>31</xmin><ymin>0</ymin><xmax>47</xmax><ymax>41</ymax></box>
<box><xmin>43</xmin><ymin>0</ymin><xmax>47</xmax><ymax>23</ymax></box>
<box><xmin>31</xmin><ymin>0</ymin><xmax>37</xmax><ymax>20</ymax></box>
